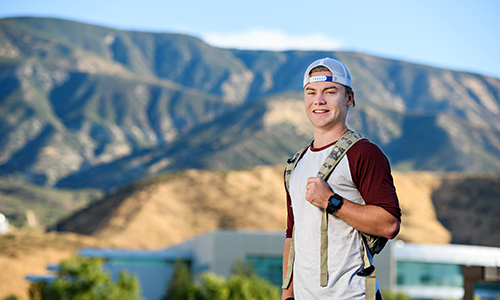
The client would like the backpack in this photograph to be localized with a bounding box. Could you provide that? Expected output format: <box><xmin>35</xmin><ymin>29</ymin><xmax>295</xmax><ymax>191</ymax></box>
<box><xmin>282</xmin><ymin>129</ymin><xmax>387</xmax><ymax>300</ymax></box>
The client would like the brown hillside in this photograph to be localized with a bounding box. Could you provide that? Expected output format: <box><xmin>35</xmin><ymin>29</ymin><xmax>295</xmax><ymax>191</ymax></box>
<box><xmin>432</xmin><ymin>173</ymin><xmax>500</xmax><ymax>247</ymax></box>
<box><xmin>55</xmin><ymin>167</ymin><xmax>452</xmax><ymax>249</ymax></box>
<box><xmin>56</xmin><ymin>166</ymin><xmax>289</xmax><ymax>249</ymax></box>
<box><xmin>393</xmin><ymin>172</ymin><xmax>451</xmax><ymax>243</ymax></box>
<box><xmin>0</xmin><ymin>230</ymin><xmax>110</xmax><ymax>300</ymax></box>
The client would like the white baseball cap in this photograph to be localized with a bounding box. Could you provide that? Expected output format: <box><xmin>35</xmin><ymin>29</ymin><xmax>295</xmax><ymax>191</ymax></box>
<box><xmin>303</xmin><ymin>57</ymin><xmax>352</xmax><ymax>89</ymax></box>
<box><xmin>303</xmin><ymin>57</ymin><xmax>354</xmax><ymax>106</ymax></box>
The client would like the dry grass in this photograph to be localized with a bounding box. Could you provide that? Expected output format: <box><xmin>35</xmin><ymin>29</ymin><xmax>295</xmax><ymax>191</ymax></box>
<box><xmin>0</xmin><ymin>230</ymin><xmax>111</xmax><ymax>299</ymax></box>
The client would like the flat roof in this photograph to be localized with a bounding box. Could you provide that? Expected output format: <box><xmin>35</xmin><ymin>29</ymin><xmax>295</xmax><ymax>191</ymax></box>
<box><xmin>79</xmin><ymin>248</ymin><xmax>192</xmax><ymax>260</ymax></box>
<box><xmin>395</xmin><ymin>241</ymin><xmax>500</xmax><ymax>267</ymax></box>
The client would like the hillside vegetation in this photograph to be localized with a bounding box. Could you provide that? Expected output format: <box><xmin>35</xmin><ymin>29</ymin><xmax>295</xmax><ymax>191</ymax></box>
<box><xmin>1</xmin><ymin>17</ymin><xmax>500</xmax><ymax>192</ymax></box>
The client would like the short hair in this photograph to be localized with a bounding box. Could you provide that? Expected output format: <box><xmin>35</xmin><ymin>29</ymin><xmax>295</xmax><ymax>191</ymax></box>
<box><xmin>310</xmin><ymin>66</ymin><xmax>330</xmax><ymax>74</ymax></box>
<box><xmin>309</xmin><ymin>66</ymin><xmax>353</xmax><ymax>96</ymax></box>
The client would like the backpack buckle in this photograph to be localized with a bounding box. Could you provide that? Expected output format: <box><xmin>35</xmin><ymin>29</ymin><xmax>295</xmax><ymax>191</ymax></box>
<box><xmin>357</xmin><ymin>265</ymin><xmax>375</xmax><ymax>277</ymax></box>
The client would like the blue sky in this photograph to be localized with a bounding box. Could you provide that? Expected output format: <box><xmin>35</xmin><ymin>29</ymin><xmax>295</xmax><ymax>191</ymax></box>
<box><xmin>1</xmin><ymin>0</ymin><xmax>499</xmax><ymax>79</ymax></box>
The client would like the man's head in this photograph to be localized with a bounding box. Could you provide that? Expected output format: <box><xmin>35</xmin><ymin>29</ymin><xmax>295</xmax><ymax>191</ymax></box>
<box><xmin>303</xmin><ymin>57</ymin><xmax>354</xmax><ymax>107</ymax></box>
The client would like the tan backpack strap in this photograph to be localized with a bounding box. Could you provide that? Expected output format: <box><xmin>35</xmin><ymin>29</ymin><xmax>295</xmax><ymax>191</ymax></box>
<box><xmin>317</xmin><ymin>130</ymin><xmax>366</xmax><ymax>180</ymax></box>
<box><xmin>285</xmin><ymin>145</ymin><xmax>309</xmax><ymax>193</ymax></box>
<box><xmin>359</xmin><ymin>240</ymin><xmax>377</xmax><ymax>300</ymax></box>
<box><xmin>282</xmin><ymin>146</ymin><xmax>308</xmax><ymax>289</ymax></box>
<box><xmin>320</xmin><ymin>210</ymin><xmax>328</xmax><ymax>286</ymax></box>
<box><xmin>282</xmin><ymin>226</ymin><xmax>295</xmax><ymax>289</ymax></box>
<box><xmin>318</xmin><ymin>130</ymin><xmax>366</xmax><ymax>287</ymax></box>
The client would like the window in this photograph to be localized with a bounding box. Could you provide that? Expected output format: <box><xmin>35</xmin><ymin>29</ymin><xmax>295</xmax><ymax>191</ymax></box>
<box><xmin>246</xmin><ymin>256</ymin><xmax>282</xmax><ymax>286</ymax></box>
<box><xmin>397</xmin><ymin>261</ymin><xmax>463</xmax><ymax>287</ymax></box>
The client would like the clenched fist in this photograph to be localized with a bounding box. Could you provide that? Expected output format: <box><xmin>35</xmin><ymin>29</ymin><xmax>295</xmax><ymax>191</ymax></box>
<box><xmin>305</xmin><ymin>177</ymin><xmax>334</xmax><ymax>209</ymax></box>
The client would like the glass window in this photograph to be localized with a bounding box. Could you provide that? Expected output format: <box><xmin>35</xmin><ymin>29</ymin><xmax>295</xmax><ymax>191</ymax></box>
<box><xmin>245</xmin><ymin>256</ymin><xmax>282</xmax><ymax>286</ymax></box>
<box><xmin>397</xmin><ymin>261</ymin><xmax>463</xmax><ymax>287</ymax></box>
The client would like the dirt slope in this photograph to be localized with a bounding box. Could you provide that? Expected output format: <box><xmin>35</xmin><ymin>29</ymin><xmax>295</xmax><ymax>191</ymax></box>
<box><xmin>55</xmin><ymin>168</ymin><xmax>452</xmax><ymax>249</ymax></box>
<box><xmin>0</xmin><ymin>230</ymin><xmax>110</xmax><ymax>300</ymax></box>
<box><xmin>432</xmin><ymin>173</ymin><xmax>500</xmax><ymax>247</ymax></box>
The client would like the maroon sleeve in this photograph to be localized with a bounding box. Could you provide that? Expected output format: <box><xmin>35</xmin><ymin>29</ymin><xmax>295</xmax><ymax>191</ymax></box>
<box><xmin>347</xmin><ymin>140</ymin><xmax>402</xmax><ymax>222</ymax></box>
<box><xmin>284</xmin><ymin>169</ymin><xmax>295</xmax><ymax>238</ymax></box>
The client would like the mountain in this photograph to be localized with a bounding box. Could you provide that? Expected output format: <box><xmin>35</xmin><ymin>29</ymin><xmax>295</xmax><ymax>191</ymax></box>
<box><xmin>1</xmin><ymin>17</ymin><xmax>500</xmax><ymax>191</ymax></box>
<box><xmin>53</xmin><ymin>166</ymin><xmax>500</xmax><ymax>249</ymax></box>
<box><xmin>53</xmin><ymin>167</ymin><xmax>452</xmax><ymax>249</ymax></box>
<box><xmin>0</xmin><ymin>177</ymin><xmax>102</xmax><ymax>228</ymax></box>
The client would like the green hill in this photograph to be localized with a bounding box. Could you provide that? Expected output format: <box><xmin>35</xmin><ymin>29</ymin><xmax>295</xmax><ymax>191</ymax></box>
<box><xmin>1</xmin><ymin>17</ymin><xmax>500</xmax><ymax>192</ymax></box>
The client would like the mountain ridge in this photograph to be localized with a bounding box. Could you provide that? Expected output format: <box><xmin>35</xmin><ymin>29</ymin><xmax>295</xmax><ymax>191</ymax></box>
<box><xmin>1</xmin><ymin>17</ymin><xmax>500</xmax><ymax>192</ymax></box>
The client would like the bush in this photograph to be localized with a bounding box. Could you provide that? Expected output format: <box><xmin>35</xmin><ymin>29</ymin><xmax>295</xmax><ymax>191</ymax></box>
<box><xmin>164</xmin><ymin>260</ymin><xmax>280</xmax><ymax>300</ymax></box>
<box><xmin>28</xmin><ymin>256</ymin><xmax>143</xmax><ymax>300</ymax></box>
<box><xmin>381</xmin><ymin>289</ymin><xmax>411</xmax><ymax>300</ymax></box>
<box><xmin>2</xmin><ymin>295</ymin><xmax>22</xmax><ymax>300</ymax></box>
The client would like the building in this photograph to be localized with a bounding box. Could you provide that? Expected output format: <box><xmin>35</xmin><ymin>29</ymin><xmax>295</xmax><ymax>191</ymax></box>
<box><xmin>0</xmin><ymin>212</ymin><xmax>8</xmax><ymax>234</ymax></box>
<box><xmin>79</xmin><ymin>230</ymin><xmax>285</xmax><ymax>300</ymax></box>
<box><xmin>392</xmin><ymin>241</ymin><xmax>500</xmax><ymax>300</ymax></box>
<box><xmin>28</xmin><ymin>230</ymin><xmax>500</xmax><ymax>300</ymax></box>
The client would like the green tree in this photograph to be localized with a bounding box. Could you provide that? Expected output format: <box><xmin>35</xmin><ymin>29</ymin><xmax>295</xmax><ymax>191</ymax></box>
<box><xmin>199</xmin><ymin>274</ymin><xmax>229</xmax><ymax>300</ymax></box>
<box><xmin>164</xmin><ymin>259</ymin><xmax>280</xmax><ymax>300</ymax></box>
<box><xmin>381</xmin><ymin>289</ymin><xmax>411</xmax><ymax>300</ymax></box>
<box><xmin>227</xmin><ymin>274</ymin><xmax>280</xmax><ymax>300</ymax></box>
<box><xmin>163</xmin><ymin>259</ymin><xmax>202</xmax><ymax>300</ymax></box>
<box><xmin>2</xmin><ymin>295</ymin><xmax>22</xmax><ymax>300</ymax></box>
<box><xmin>28</xmin><ymin>256</ymin><xmax>143</xmax><ymax>300</ymax></box>
<box><xmin>230</xmin><ymin>258</ymin><xmax>256</xmax><ymax>278</ymax></box>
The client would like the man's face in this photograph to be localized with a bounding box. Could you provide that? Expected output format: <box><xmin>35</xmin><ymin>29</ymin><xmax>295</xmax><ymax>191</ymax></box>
<box><xmin>304</xmin><ymin>70</ymin><xmax>354</xmax><ymax>132</ymax></box>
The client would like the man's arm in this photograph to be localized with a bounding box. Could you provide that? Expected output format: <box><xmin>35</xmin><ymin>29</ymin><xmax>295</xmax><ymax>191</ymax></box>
<box><xmin>282</xmin><ymin>237</ymin><xmax>294</xmax><ymax>300</ymax></box>
<box><xmin>306</xmin><ymin>177</ymin><xmax>400</xmax><ymax>239</ymax></box>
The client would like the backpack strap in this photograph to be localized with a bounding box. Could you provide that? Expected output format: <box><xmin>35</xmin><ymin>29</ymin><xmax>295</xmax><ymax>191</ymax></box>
<box><xmin>284</xmin><ymin>144</ymin><xmax>309</xmax><ymax>194</ymax></box>
<box><xmin>317</xmin><ymin>130</ymin><xmax>366</xmax><ymax>286</ymax></box>
<box><xmin>282</xmin><ymin>146</ymin><xmax>308</xmax><ymax>289</ymax></box>
<box><xmin>359</xmin><ymin>242</ymin><xmax>377</xmax><ymax>300</ymax></box>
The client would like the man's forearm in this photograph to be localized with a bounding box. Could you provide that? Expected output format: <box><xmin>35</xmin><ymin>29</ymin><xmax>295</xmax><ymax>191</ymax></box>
<box><xmin>305</xmin><ymin>177</ymin><xmax>399</xmax><ymax>239</ymax></box>
<box><xmin>335</xmin><ymin>200</ymin><xmax>400</xmax><ymax>239</ymax></box>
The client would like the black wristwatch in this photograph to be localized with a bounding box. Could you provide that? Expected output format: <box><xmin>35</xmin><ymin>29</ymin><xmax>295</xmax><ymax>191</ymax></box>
<box><xmin>326</xmin><ymin>193</ymin><xmax>343</xmax><ymax>214</ymax></box>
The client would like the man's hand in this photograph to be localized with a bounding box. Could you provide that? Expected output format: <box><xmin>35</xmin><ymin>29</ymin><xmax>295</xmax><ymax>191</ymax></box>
<box><xmin>305</xmin><ymin>177</ymin><xmax>333</xmax><ymax>209</ymax></box>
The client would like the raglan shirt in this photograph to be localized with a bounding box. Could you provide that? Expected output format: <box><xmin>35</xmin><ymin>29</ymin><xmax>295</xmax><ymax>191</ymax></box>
<box><xmin>285</xmin><ymin>139</ymin><xmax>401</xmax><ymax>300</ymax></box>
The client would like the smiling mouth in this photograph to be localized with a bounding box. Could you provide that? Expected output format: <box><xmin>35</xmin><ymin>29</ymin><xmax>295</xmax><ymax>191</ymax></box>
<box><xmin>313</xmin><ymin>109</ymin><xmax>330</xmax><ymax>113</ymax></box>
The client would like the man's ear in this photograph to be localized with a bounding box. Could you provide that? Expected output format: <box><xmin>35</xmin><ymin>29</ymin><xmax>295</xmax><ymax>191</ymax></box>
<box><xmin>347</xmin><ymin>91</ymin><xmax>355</xmax><ymax>107</ymax></box>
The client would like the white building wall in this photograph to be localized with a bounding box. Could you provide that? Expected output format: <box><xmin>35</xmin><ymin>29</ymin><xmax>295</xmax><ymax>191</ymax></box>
<box><xmin>0</xmin><ymin>213</ymin><xmax>9</xmax><ymax>234</ymax></box>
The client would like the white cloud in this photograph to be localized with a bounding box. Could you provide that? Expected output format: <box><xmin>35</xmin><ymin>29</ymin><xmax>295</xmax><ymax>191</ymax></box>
<box><xmin>202</xmin><ymin>29</ymin><xmax>342</xmax><ymax>51</ymax></box>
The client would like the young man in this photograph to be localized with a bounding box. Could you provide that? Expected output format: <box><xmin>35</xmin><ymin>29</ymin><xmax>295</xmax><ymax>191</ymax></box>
<box><xmin>282</xmin><ymin>58</ymin><xmax>401</xmax><ymax>300</ymax></box>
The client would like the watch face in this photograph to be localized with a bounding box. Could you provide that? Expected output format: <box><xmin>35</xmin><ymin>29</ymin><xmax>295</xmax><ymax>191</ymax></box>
<box><xmin>329</xmin><ymin>197</ymin><xmax>340</xmax><ymax>207</ymax></box>
<box><xmin>329</xmin><ymin>194</ymin><xmax>343</xmax><ymax>207</ymax></box>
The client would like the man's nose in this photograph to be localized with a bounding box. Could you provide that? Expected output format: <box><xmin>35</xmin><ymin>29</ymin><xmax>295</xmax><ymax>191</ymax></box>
<box><xmin>314</xmin><ymin>94</ymin><xmax>326</xmax><ymax>105</ymax></box>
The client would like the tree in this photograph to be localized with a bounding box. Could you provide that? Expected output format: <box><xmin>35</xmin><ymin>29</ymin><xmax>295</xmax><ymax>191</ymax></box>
<box><xmin>163</xmin><ymin>259</ymin><xmax>202</xmax><ymax>300</ymax></box>
<box><xmin>28</xmin><ymin>256</ymin><xmax>143</xmax><ymax>300</ymax></box>
<box><xmin>199</xmin><ymin>274</ymin><xmax>229</xmax><ymax>300</ymax></box>
<box><xmin>381</xmin><ymin>289</ymin><xmax>410</xmax><ymax>300</ymax></box>
<box><xmin>230</xmin><ymin>258</ymin><xmax>256</xmax><ymax>278</ymax></box>
<box><xmin>163</xmin><ymin>259</ymin><xmax>280</xmax><ymax>300</ymax></box>
<box><xmin>2</xmin><ymin>295</ymin><xmax>22</xmax><ymax>300</ymax></box>
<box><xmin>227</xmin><ymin>274</ymin><xmax>280</xmax><ymax>300</ymax></box>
